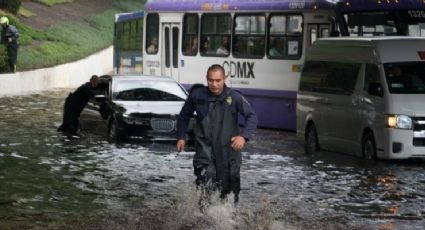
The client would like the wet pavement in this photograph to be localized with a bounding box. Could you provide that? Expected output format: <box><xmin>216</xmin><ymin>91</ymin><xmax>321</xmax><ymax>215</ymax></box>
<box><xmin>0</xmin><ymin>90</ymin><xmax>424</xmax><ymax>229</ymax></box>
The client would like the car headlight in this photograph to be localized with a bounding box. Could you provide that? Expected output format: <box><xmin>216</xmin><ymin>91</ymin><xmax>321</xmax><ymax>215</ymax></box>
<box><xmin>386</xmin><ymin>114</ymin><xmax>412</xmax><ymax>129</ymax></box>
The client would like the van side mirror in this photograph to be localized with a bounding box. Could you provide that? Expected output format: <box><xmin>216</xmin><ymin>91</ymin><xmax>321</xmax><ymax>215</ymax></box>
<box><xmin>368</xmin><ymin>82</ymin><xmax>384</xmax><ymax>97</ymax></box>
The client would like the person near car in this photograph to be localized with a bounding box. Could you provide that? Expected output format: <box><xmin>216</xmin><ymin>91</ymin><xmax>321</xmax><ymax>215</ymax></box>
<box><xmin>57</xmin><ymin>75</ymin><xmax>99</xmax><ymax>134</ymax></box>
<box><xmin>176</xmin><ymin>64</ymin><xmax>258</xmax><ymax>203</ymax></box>
<box><xmin>0</xmin><ymin>16</ymin><xmax>19</xmax><ymax>73</ymax></box>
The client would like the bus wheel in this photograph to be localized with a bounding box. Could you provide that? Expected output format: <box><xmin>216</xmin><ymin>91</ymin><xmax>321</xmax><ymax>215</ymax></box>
<box><xmin>362</xmin><ymin>132</ymin><xmax>377</xmax><ymax>161</ymax></box>
<box><xmin>108</xmin><ymin>120</ymin><xmax>121</xmax><ymax>142</ymax></box>
<box><xmin>305</xmin><ymin>124</ymin><xmax>319</xmax><ymax>154</ymax></box>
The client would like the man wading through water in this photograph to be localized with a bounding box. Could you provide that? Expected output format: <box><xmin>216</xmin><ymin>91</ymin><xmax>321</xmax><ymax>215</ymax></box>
<box><xmin>176</xmin><ymin>64</ymin><xmax>258</xmax><ymax>204</ymax></box>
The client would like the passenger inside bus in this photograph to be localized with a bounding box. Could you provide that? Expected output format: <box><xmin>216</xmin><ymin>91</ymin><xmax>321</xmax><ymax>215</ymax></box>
<box><xmin>185</xmin><ymin>37</ymin><xmax>198</xmax><ymax>55</ymax></box>
<box><xmin>233</xmin><ymin>38</ymin><xmax>247</xmax><ymax>57</ymax></box>
<box><xmin>216</xmin><ymin>36</ymin><xmax>230</xmax><ymax>55</ymax></box>
<box><xmin>147</xmin><ymin>36</ymin><xmax>158</xmax><ymax>54</ymax></box>
<box><xmin>200</xmin><ymin>37</ymin><xmax>210</xmax><ymax>55</ymax></box>
<box><xmin>269</xmin><ymin>37</ymin><xmax>284</xmax><ymax>57</ymax></box>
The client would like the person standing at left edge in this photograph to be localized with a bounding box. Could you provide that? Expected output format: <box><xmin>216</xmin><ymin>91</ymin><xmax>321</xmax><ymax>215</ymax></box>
<box><xmin>177</xmin><ymin>64</ymin><xmax>258</xmax><ymax>203</ymax></box>
<box><xmin>0</xmin><ymin>16</ymin><xmax>19</xmax><ymax>73</ymax></box>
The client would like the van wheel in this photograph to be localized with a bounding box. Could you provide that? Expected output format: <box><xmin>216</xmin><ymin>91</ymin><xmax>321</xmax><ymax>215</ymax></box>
<box><xmin>362</xmin><ymin>132</ymin><xmax>377</xmax><ymax>161</ymax></box>
<box><xmin>108</xmin><ymin>120</ymin><xmax>121</xmax><ymax>142</ymax></box>
<box><xmin>305</xmin><ymin>124</ymin><xmax>319</xmax><ymax>154</ymax></box>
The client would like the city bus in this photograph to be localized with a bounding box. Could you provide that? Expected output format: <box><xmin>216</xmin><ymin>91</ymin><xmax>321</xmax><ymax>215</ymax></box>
<box><xmin>142</xmin><ymin>0</ymin><xmax>337</xmax><ymax>130</ymax></box>
<box><xmin>113</xmin><ymin>11</ymin><xmax>144</xmax><ymax>74</ymax></box>
<box><xmin>336</xmin><ymin>0</ymin><xmax>425</xmax><ymax>37</ymax></box>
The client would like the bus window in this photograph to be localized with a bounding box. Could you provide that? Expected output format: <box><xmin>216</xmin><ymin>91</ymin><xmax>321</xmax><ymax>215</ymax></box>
<box><xmin>113</xmin><ymin>11</ymin><xmax>144</xmax><ymax>74</ymax></box>
<box><xmin>165</xmin><ymin>27</ymin><xmax>170</xmax><ymax>68</ymax></box>
<box><xmin>268</xmin><ymin>14</ymin><xmax>303</xmax><ymax>59</ymax></box>
<box><xmin>408</xmin><ymin>23</ymin><xmax>425</xmax><ymax>37</ymax></box>
<box><xmin>233</xmin><ymin>14</ymin><xmax>266</xmax><ymax>58</ymax></box>
<box><xmin>310</xmin><ymin>28</ymin><xmax>317</xmax><ymax>45</ymax></box>
<box><xmin>201</xmin><ymin>13</ymin><xmax>231</xmax><ymax>56</ymax></box>
<box><xmin>146</xmin><ymin>13</ymin><xmax>159</xmax><ymax>54</ymax></box>
<box><xmin>172</xmin><ymin>27</ymin><xmax>179</xmax><ymax>68</ymax></box>
<box><xmin>182</xmin><ymin>14</ymin><xmax>198</xmax><ymax>56</ymax></box>
<box><xmin>123</xmin><ymin>22</ymin><xmax>131</xmax><ymax>50</ymax></box>
<box><xmin>345</xmin><ymin>12</ymin><xmax>397</xmax><ymax>36</ymax></box>
<box><xmin>321</xmin><ymin>28</ymin><xmax>330</xmax><ymax>38</ymax></box>
<box><xmin>136</xmin><ymin>19</ymin><xmax>143</xmax><ymax>50</ymax></box>
<box><xmin>130</xmin><ymin>21</ymin><xmax>138</xmax><ymax>50</ymax></box>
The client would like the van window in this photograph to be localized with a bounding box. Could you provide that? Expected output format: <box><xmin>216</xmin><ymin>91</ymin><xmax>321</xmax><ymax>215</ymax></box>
<box><xmin>384</xmin><ymin>62</ymin><xmax>425</xmax><ymax>94</ymax></box>
<box><xmin>300</xmin><ymin>61</ymin><xmax>361</xmax><ymax>95</ymax></box>
<box><xmin>364</xmin><ymin>64</ymin><xmax>381</xmax><ymax>92</ymax></box>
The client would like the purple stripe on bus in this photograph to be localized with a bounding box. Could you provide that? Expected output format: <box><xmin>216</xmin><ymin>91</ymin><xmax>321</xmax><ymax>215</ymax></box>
<box><xmin>145</xmin><ymin>0</ymin><xmax>336</xmax><ymax>12</ymax></box>
<box><xmin>337</xmin><ymin>0</ymin><xmax>425</xmax><ymax>12</ymax></box>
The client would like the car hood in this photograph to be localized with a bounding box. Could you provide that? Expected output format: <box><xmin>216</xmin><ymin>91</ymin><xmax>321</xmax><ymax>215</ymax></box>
<box><xmin>389</xmin><ymin>94</ymin><xmax>425</xmax><ymax>116</ymax></box>
<box><xmin>114</xmin><ymin>101</ymin><xmax>185</xmax><ymax>115</ymax></box>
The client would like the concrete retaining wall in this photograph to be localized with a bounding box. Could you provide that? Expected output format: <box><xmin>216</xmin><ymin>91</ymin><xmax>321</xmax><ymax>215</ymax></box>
<box><xmin>0</xmin><ymin>46</ymin><xmax>113</xmax><ymax>97</ymax></box>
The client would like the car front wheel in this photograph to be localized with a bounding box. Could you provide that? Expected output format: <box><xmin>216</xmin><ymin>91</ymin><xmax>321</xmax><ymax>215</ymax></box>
<box><xmin>362</xmin><ymin>132</ymin><xmax>377</xmax><ymax>161</ymax></box>
<box><xmin>108</xmin><ymin>120</ymin><xmax>122</xmax><ymax>142</ymax></box>
<box><xmin>305</xmin><ymin>123</ymin><xmax>319</xmax><ymax>154</ymax></box>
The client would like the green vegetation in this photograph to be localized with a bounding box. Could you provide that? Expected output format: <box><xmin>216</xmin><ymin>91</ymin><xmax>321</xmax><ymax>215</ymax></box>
<box><xmin>0</xmin><ymin>0</ymin><xmax>21</xmax><ymax>13</ymax></box>
<box><xmin>34</xmin><ymin>0</ymin><xmax>74</xmax><ymax>7</ymax></box>
<box><xmin>18</xmin><ymin>7</ymin><xmax>36</xmax><ymax>18</ymax></box>
<box><xmin>0</xmin><ymin>0</ymin><xmax>145</xmax><ymax>72</ymax></box>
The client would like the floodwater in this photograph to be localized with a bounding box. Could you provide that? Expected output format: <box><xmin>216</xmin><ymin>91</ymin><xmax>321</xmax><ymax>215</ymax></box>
<box><xmin>0</xmin><ymin>90</ymin><xmax>424</xmax><ymax>229</ymax></box>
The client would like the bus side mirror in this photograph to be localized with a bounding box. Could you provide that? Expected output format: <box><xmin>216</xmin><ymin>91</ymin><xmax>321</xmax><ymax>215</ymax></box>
<box><xmin>368</xmin><ymin>82</ymin><xmax>384</xmax><ymax>97</ymax></box>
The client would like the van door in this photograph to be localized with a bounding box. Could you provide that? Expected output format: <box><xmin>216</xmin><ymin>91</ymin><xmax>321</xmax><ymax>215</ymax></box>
<box><xmin>357</xmin><ymin>64</ymin><xmax>386</xmax><ymax>156</ymax></box>
<box><xmin>161</xmin><ymin>23</ymin><xmax>180</xmax><ymax>81</ymax></box>
<box><xmin>322</xmin><ymin>62</ymin><xmax>361</xmax><ymax>154</ymax></box>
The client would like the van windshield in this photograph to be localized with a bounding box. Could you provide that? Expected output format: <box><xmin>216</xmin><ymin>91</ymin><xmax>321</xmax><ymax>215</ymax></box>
<box><xmin>384</xmin><ymin>62</ymin><xmax>425</xmax><ymax>94</ymax></box>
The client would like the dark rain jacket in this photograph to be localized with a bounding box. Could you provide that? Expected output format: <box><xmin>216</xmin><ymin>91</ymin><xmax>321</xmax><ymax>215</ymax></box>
<box><xmin>1</xmin><ymin>25</ymin><xmax>19</xmax><ymax>68</ymax></box>
<box><xmin>57</xmin><ymin>82</ymin><xmax>97</xmax><ymax>133</ymax></box>
<box><xmin>177</xmin><ymin>85</ymin><xmax>257</xmax><ymax>196</ymax></box>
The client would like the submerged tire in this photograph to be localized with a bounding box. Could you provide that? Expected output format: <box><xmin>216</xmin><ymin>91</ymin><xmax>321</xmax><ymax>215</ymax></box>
<box><xmin>362</xmin><ymin>132</ymin><xmax>377</xmax><ymax>161</ymax></box>
<box><xmin>108</xmin><ymin>120</ymin><xmax>121</xmax><ymax>142</ymax></box>
<box><xmin>305</xmin><ymin>124</ymin><xmax>319</xmax><ymax>154</ymax></box>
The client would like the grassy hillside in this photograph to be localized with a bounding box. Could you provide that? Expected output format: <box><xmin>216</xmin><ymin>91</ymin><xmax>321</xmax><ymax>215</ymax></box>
<box><xmin>0</xmin><ymin>0</ymin><xmax>145</xmax><ymax>72</ymax></box>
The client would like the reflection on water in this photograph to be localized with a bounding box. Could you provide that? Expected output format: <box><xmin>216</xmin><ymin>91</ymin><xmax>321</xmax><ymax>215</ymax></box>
<box><xmin>0</xmin><ymin>91</ymin><xmax>424</xmax><ymax>229</ymax></box>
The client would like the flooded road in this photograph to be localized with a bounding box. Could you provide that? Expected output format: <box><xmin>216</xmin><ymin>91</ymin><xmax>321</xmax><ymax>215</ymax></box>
<box><xmin>0</xmin><ymin>90</ymin><xmax>424</xmax><ymax>229</ymax></box>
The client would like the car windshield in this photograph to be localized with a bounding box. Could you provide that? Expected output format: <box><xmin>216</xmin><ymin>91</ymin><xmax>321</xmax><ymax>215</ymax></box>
<box><xmin>384</xmin><ymin>62</ymin><xmax>425</xmax><ymax>94</ymax></box>
<box><xmin>112</xmin><ymin>80</ymin><xmax>187</xmax><ymax>101</ymax></box>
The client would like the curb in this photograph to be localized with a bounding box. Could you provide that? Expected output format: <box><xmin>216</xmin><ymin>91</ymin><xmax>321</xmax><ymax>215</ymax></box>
<box><xmin>0</xmin><ymin>46</ymin><xmax>113</xmax><ymax>97</ymax></box>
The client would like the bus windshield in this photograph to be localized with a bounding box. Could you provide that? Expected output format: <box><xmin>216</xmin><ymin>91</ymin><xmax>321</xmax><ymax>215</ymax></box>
<box><xmin>336</xmin><ymin>0</ymin><xmax>425</xmax><ymax>37</ymax></box>
<box><xmin>384</xmin><ymin>62</ymin><xmax>425</xmax><ymax>94</ymax></box>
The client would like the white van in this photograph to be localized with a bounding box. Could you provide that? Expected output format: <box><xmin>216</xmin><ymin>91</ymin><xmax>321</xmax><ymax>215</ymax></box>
<box><xmin>297</xmin><ymin>37</ymin><xmax>425</xmax><ymax>160</ymax></box>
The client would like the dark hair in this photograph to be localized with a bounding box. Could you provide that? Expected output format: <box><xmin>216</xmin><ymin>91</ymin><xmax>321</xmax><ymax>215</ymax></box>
<box><xmin>90</xmin><ymin>75</ymin><xmax>98</xmax><ymax>81</ymax></box>
<box><xmin>206</xmin><ymin>64</ymin><xmax>225</xmax><ymax>78</ymax></box>
<box><xmin>189</xmin><ymin>83</ymin><xmax>205</xmax><ymax>94</ymax></box>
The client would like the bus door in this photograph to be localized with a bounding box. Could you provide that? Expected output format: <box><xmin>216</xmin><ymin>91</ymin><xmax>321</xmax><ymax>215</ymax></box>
<box><xmin>161</xmin><ymin>23</ymin><xmax>180</xmax><ymax>81</ymax></box>
<box><xmin>306</xmin><ymin>24</ymin><xmax>331</xmax><ymax>47</ymax></box>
